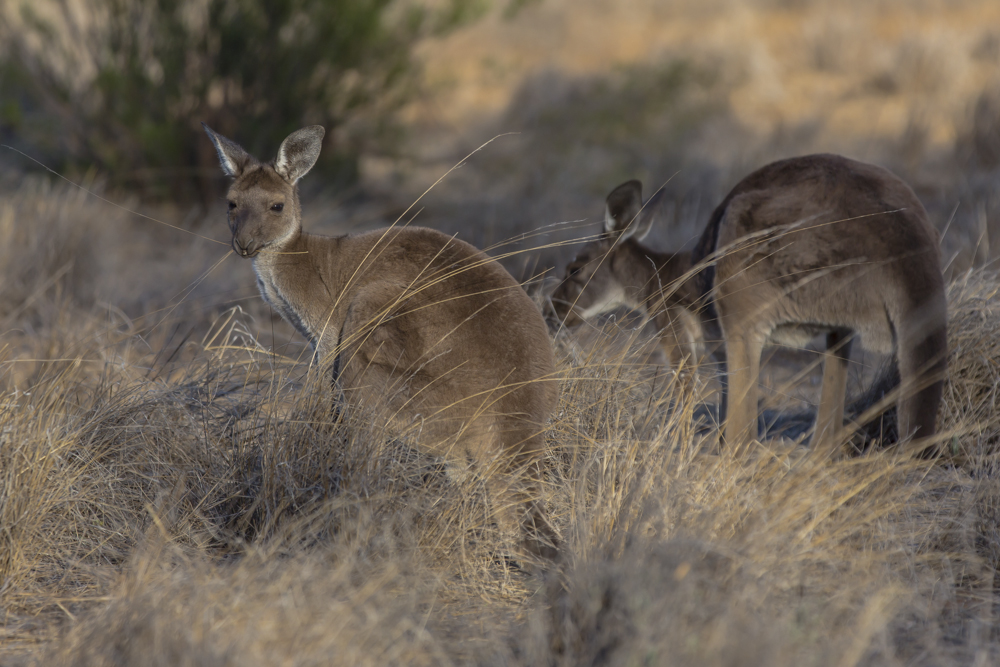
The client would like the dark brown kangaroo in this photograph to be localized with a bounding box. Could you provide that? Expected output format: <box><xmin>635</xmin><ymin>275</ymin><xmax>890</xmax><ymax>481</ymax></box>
<box><xmin>203</xmin><ymin>124</ymin><xmax>559</xmax><ymax>558</ymax></box>
<box><xmin>553</xmin><ymin>154</ymin><xmax>948</xmax><ymax>454</ymax></box>
<box><xmin>549</xmin><ymin>180</ymin><xmax>702</xmax><ymax>368</ymax></box>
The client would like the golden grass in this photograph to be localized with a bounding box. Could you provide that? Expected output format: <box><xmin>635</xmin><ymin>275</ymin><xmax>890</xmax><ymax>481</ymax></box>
<box><xmin>2</xmin><ymin>180</ymin><xmax>1000</xmax><ymax>665</ymax></box>
<box><xmin>410</xmin><ymin>0</ymin><xmax>1000</xmax><ymax>155</ymax></box>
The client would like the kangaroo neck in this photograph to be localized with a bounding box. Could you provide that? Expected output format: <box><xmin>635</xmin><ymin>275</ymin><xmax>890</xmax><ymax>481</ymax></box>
<box><xmin>620</xmin><ymin>243</ymin><xmax>694</xmax><ymax>312</ymax></box>
<box><xmin>251</xmin><ymin>227</ymin><xmax>306</xmax><ymax>271</ymax></box>
<box><xmin>248</xmin><ymin>230</ymin><xmax>343</xmax><ymax>353</ymax></box>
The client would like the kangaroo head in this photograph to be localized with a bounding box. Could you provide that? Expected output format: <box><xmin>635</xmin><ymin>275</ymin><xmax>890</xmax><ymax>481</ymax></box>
<box><xmin>550</xmin><ymin>179</ymin><xmax>655</xmax><ymax>326</ymax></box>
<box><xmin>203</xmin><ymin>123</ymin><xmax>325</xmax><ymax>258</ymax></box>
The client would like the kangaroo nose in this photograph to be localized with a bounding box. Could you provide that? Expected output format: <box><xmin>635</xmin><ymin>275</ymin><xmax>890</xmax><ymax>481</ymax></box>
<box><xmin>233</xmin><ymin>237</ymin><xmax>252</xmax><ymax>257</ymax></box>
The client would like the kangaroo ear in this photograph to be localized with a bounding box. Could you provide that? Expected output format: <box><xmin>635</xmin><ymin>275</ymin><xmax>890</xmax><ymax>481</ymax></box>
<box><xmin>274</xmin><ymin>126</ymin><xmax>325</xmax><ymax>184</ymax></box>
<box><xmin>630</xmin><ymin>187</ymin><xmax>669</xmax><ymax>242</ymax></box>
<box><xmin>604</xmin><ymin>179</ymin><xmax>645</xmax><ymax>240</ymax></box>
<box><xmin>202</xmin><ymin>123</ymin><xmax>254</xmax><ymax>177</ymax></box>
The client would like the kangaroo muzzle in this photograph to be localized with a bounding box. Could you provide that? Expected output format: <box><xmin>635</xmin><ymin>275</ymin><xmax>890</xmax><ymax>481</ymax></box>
<box><xmin>233</xmin><ymin>235</ymin><xmax>262</xmax><ymax>258</ymax></box>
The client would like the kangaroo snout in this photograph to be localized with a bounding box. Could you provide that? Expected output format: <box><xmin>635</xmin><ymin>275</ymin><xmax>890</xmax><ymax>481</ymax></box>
<box><xmin>543</xmin><ymin>301</ymin><xmax>567</xmax><ymax>332</ymax></box>
<box><xmin>232</xmin><ymin>234</ymin><xmax>263</xmax><ymax>258</ymax></box>
<box><xmin>548</xmin><ymin>273</ymin><xmax>589</xmax><ymax>328</ymax></box>
<box><xmin>546</xmin><ymin>296</ymin><xmax>583</xmax><ymax>329</ymax></box>
<box><xmin>226</xmin><ymin>207</ymin><xmax>269</xmax><ymax>257</ymax></box>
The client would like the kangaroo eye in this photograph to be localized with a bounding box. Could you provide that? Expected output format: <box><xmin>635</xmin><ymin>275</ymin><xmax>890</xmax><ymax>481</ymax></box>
<box><xmin>227</xmin><ymin>201</ymin><xmax>236</xmax><ymax>210</ymax></box>
<box><xmin>271</xmin><ymin>203</ymin><xmax>284</xmax><ymax>212</ymax></box>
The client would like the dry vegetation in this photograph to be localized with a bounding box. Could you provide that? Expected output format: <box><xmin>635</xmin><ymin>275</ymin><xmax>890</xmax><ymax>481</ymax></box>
<box><xmin>3</xmin><ymin>178</ymin><xmax>1000</xmax><ymax>665</ymax></box>
<box><xmin>4</xmin><ymin>0</ymin><xmax>1000</xmax><ymax>664</ymax></box>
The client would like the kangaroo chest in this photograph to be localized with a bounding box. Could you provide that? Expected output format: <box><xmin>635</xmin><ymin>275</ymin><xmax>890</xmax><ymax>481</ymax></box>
<box><xmin>251</xmin><ymin>260</ymin><xmax>324</xmax><ymax>350</ymax></box>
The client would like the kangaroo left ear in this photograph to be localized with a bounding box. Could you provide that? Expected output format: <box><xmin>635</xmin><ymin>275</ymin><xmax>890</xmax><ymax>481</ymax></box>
<box><xmin>202</xmin><ymin>123</ymin><xmax>255</xmax><ymax>177</ymax></box>
<box><xmin>605</xmin><ymin>180</ymin><xmax>644</xmax><ymax>239</ymax></box>
<box><xmin>274</xmin><ymin>126</ymin><xmax>326</xmax><ymax>184</ymax></box>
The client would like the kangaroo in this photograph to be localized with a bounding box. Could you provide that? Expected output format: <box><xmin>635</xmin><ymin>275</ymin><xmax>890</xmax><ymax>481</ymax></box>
<box><xmin>203</xmin><ymin>124</ymin><xmax>559</xmax><ymax>559</ymax></box>
<box><xmin>554</xmin><ymin>154</ymin><xmax>948</xmax><ymax>454</ymax></box>
<box><xmin>548</xmin><ymin>180</ymin><xmax>703</xmax><ymax>369</ymax></box>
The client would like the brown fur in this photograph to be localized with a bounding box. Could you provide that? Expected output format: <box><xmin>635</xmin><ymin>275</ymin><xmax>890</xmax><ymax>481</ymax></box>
<box><xmin>203</xmin><ymin>124</ymin><xmax>559</xmax><ymax>558</ymax></box>
<box><xmin>549</xmin><ymin>180</ymin><xmax>703</xmax><ymax>368</ymax></box>
<box><xmin>691</xmin><ymin>154</ymin><xmax>947</xmax><ymax>452</ymax></box>
<box><xmin>554</xmin><ymin>155</ymin><xmax>948</xmax><ymax>454</ymax></box>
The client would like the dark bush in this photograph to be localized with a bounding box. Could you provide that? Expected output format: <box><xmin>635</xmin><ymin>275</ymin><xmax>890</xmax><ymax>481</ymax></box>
<box><xmin>0</xmin><ymin>0</ymin><xmax>490</xmax><ymax>203</ymax></box>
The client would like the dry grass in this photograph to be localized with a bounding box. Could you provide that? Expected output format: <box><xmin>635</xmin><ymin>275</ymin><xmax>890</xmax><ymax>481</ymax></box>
<box><xmin>3</xmin><ymin>2</ymin><xmax>1000</xmax><ymax>662</ymax></box>
<box><xmin>410</xmin><ymin>0</ymin><xmax>1000</xmax><ymax>157</ymax></box>
<box><xmin>2</xmin><ymin>181</ymin><xmax>1000</xmax><ymax>665</ymax></box>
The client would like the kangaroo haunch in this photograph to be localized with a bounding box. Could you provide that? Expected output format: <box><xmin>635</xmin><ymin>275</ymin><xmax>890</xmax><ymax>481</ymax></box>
<box><xmin>552</xmin><ymin>154</ymin><xmax>948</xmax><ymax>454</ymax></box>
<box><xmin>203</xmin><ymin>124</ymin><xmax>559</xmax><ymax>558</ymax></box>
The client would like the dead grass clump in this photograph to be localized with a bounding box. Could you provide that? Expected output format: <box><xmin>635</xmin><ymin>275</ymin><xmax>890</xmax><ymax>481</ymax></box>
<box><xmin>0</xmin><ymin>348</ymin><xmax>140</xmax><ymax>641</ymax></box>
<box><xmin>521</xmin><ymin>374</ymin><xmax>981</xmax><ymax>666</ymax></box>
<box><xmin>1</xmin><ymin>310</ymin><xmax>530</xmax><ymax>660</ymax></box>
<box><xmin>937</xmin><ymin>268</ymin><xmax>1000</xmax><ymax>598</ymax></box>
<box><xmin>940</xmin><ymin>269</ymin><xmax>1000</xmax><ymax>464</ymax></box>
<box><xmin>45</xmin><ymin>541</ymin><xmax>451</xmax><ymax>667</ymax></box>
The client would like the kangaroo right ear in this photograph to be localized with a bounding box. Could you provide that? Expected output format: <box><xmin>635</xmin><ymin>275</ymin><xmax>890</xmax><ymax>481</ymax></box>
<box><xmin>605</xmin><ymin>180</ymin><xmax>645</xmax><ymax>239</ymax></box>
<box><xmin>274</xmin><ymin>126</ymin><xmax>325</xmax><ymax>184</ymax></box>
<box><xmin>202</xmin><ymin>123</ymin><xmax>254</xmax><ymax>177</ymax></box>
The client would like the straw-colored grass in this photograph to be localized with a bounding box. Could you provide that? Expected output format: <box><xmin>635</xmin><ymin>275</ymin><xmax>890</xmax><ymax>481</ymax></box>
<box><xmin>2</xmin><ymin>179</ymin><xmax>1000</xmax><ymax>665</ymax></box>
<box><xmin>3</xmin><ymin>0</ymin><xmax>999</xmax><ymax>662</ymax></box>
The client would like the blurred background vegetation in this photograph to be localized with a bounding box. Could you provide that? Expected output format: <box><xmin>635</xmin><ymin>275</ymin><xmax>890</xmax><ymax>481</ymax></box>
<box><xmin>0</xmin><ymin>0</ymin><xmax>998</xmax><ymax>311</ymax></box>
<box><xmin>396</xmin><ymin>0</ymin><xmax>1000</xmax><ymax>281</ymax></box>
<box><xmin>0</xmin><ymin>0</ymin><xmax>499</xmax><ymax>204</ymax></box>
<box><xmin>2</xmin><ymin>0</ymin><xmax>999</xmax><ymax>272</ymax></box>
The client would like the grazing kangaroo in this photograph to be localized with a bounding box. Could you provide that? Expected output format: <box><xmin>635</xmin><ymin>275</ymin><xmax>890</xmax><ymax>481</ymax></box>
<box><xmin>553</xmin><ymin>154</ymin><xmax>948</xmax><ymax>454</ymax></box>
<box><xmin>549</xmin><ymin>180</ymin><xmax>702</xmax><ymax>369</ymax></box>
<box><xmin>203</xmin><ymin>123</ymin><xmax>559</xmax><ymax>559</ymax></box>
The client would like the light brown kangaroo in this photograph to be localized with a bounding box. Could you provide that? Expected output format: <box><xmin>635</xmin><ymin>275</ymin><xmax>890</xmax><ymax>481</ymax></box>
<box><xmin>203</xmin><ymin>123</ymin><xmax>559</xmax><ymax>559</ymax></box>
<box><xmin>553</xmin><ymin>154</ymin><xmax>948</xmax><ymax>454</ymax></box>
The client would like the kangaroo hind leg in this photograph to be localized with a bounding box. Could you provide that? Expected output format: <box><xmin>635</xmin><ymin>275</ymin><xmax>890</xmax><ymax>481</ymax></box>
<box><xmin>813</xmin><ymin>328</ymin><xmax>853</xmax><ymax>455</ymax></box>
